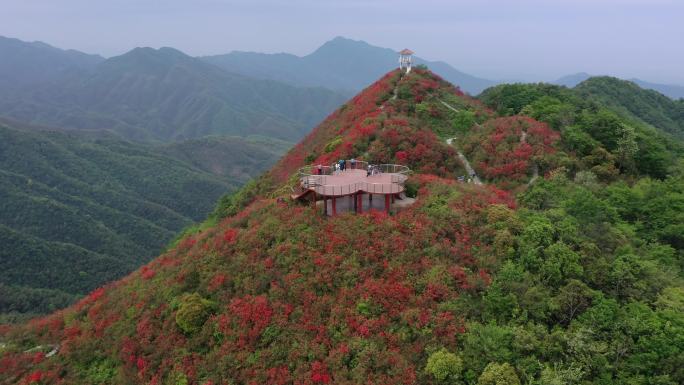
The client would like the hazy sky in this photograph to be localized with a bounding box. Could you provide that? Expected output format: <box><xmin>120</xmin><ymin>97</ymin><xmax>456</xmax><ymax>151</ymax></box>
<box><xmin>1</xmin><ymin>0</ymin><xmax>682</xmax><ymax>84</ymax></box>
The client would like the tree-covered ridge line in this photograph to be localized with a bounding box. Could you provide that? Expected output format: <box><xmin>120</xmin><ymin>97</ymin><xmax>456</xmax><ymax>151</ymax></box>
<box><xmin>0</xmin><ymin>38</ymin><xmax>348</xmax><ymax>143</ymax></box>
<box><xmin>0</xmin><ymin>123</ymin><xmax>290</xmax><ymax>321</ymax></box>
<box><xmin>0</xmin><ymin>69</ymin><xmax>682</xmax><ymax>384</ymax></box>
<box><xmin>479</xmin><ymin>81</ymin><xmax>683</xmax><ymax>182</ymax></box>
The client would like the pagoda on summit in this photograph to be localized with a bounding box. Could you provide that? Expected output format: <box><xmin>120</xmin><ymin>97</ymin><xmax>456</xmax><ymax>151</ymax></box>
<box><xmin>398</xmin><ymin>48</ymin><xmax>414</xmax><ymax>74</ymax></box>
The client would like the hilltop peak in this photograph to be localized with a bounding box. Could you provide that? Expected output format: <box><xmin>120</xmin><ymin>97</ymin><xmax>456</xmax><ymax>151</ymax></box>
<box><xmin>2</xmin><ymin>65</ymin><xmax>682</xmax><ymax>385</ymax></box>
<box><xmin>116</xmin><ymin>46</ymin><xmax>190</xmax><ymax>62</ymax></box>
<box><xmin>308</xmin><ymin>36</ymin><xmax>393</xmax><ymax>58</ymax></box>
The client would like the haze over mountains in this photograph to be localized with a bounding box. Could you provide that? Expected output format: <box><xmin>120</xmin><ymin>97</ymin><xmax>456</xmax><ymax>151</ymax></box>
<box><xmin>202</xmin><ymin>36</ymin><xmax>497</xmax><ymax>95</ymax></box>
<box><xmin>0</xmin><ymin>36</ymin><xmax>346</xmax><ymax>143</ymax></box>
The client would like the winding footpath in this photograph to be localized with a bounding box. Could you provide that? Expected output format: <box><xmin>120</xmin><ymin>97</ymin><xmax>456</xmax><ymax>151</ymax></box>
<box><xmin>520</xmin><ymin>130</ymin><xmax>540</xmax><ymax>185</ymax></box>
<box><xmin>446</xmin><ymin>137</ymin><xmax>483</xmax><ymax>185</ymax></box>
<box><xmin>440</xmin><ymin>99</ymin><xmax>483</xmax><ymax>185</ymax></box>
<box><xmin>440</xmin><ymin>100</ymin><xmax>460</xmax><ymax>113</ymax></box>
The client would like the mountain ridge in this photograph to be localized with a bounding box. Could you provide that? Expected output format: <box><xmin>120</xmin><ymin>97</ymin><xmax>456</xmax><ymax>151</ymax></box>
<box><xmin>0</xmin><ymin>37</ymin><xmax>348</xmax><ymax>143</ymax></box>
<box><xmin>555</xmin><ymin>72</ymin><xmax>684</xmax><ymax>100</ymax></box>
<box><xmin>202</xmin><ymin>36</ymin><xmax>497</xmax><ymax>95</ymax></box>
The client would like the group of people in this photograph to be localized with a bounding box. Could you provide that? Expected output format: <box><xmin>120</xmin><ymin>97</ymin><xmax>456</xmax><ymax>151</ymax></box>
<box><xmin>366</xmin><ymin>164</ymin><xmax>382</xmax><ymax>177</ymax></box>
<box><xmin>315</xmin><ymin>158</ymin><xmax>384</xmax><ymax>176</ymax></box>
<box><xmin>457</xmin><ymin>172</ymin><xmax>478</xmax><ymax>183</ymax></box>
<box><xmin>332</xmin><ymin>158</ymin><xmax>359</xmax><ymax>174</ymax></box>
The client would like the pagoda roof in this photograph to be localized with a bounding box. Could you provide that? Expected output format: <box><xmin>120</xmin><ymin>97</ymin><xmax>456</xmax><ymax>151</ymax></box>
<box><xmin>399</xmin><ymin>48</ymin><xmax>414</xmax><ymax>55</ymax></box>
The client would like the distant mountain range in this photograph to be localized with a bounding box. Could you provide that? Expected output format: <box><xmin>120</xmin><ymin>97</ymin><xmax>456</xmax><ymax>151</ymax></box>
<box><xmin>555</xmin><ymin>72</ymin><xmax>684</xmax><ymax>100</ymax></box>
<box><xmin>202</xmin><ymin>36</ymin><xmax>497</xmax><ymax>95</ymax></box>
<box><xmin>0</xmin><ymin>36</ymin><xmax>103</xmax><ymax>90</ymax></box>
<box><xmin>0</xmin><ymin>36</ymin><xmax>347</xmax><ymax>142</ymax></box>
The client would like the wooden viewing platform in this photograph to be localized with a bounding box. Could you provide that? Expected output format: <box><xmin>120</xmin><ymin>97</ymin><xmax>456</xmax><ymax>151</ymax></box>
<box><xmin>293</xmin><ymin>161</ymin><xmax>410</xmax><ymax>216</ymax></box>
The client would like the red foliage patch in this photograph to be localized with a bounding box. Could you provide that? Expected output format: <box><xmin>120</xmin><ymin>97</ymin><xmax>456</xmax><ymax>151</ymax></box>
<box><xmin>141</xmin><ymin>266</ymin><xmax>156</xmax><ymax>280</ymax></box>
<box><xmin>464</xmin><ymin>116</ymin><xmax>560</xmax><ymax>183</ymax></box>
<box><xmin>310</xmin><ymin>361</ymin><xmax>332</xmax><ymax>384</ymax></box>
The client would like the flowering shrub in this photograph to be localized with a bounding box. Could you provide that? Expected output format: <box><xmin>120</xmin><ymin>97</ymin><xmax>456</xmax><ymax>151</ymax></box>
<box><xmin>462</xmin><ymin>116</ymin><xmax>559</xmax><ymax>185</ymax></box>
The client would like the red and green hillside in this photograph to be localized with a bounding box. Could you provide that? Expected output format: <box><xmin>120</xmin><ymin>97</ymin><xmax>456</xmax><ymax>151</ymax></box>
<box><xmin>2</xmin><ymin>69</ymin><xmax>683</xmax><ymax>385</ymax></box>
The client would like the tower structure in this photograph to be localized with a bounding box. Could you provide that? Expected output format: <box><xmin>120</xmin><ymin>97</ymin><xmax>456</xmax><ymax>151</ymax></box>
<box><xmin>398</xmin><ymin>49</ymin><xmax>414</xmax><ymax>74</ymax></box>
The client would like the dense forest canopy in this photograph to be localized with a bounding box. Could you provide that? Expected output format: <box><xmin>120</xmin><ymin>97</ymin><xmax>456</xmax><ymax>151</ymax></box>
<box><xmin>0</xmin><ymin>124</ymin><xmax>289</xmax><ymax>322</ymax></box>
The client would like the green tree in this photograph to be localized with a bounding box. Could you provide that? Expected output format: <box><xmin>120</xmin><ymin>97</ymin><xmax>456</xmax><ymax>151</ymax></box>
<box><xmin>425</xmin><ymin>348</ymin><xmax>464</xmax><ymax>383</ymax></box>
<box><xmin>477</xmin><ymin>362</ymin><xmax>521</xmax><ymax>385</ymax></box>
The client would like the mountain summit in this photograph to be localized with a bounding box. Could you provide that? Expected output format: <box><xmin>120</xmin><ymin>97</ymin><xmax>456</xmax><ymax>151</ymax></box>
<box><xmin>1</xmin><ymin>69</ymin><xmax>683</xmax><ymax>385</ymax></box>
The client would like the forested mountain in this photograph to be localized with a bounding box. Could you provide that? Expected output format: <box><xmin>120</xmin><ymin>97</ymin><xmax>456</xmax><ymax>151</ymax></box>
<box><xmin>555</xmin><ymin>72</ymin><xmax>684</xmax><ymax>100</ymax></box>
<box><xmin>0</xmin><ymin>36</ymin><xmax>103</xmax><ymax>91</ymax></box>
<box><xmin>202</xmin><ymin>36</ymin><xmax>497</xmax><ymax>95</ymax></box>
<box><xmin>155</xmin><ymin>135</ymin><xmax>292</xmax><ymax>180</ymax></box>
<box><xmin>575</xmin><ymin>77</ymin><xmax>684</xmax><ymax>139</ymax></box>
<box><xmin>480</xmin><ymin>80</ymin><xmax>684</xmax><ymax>178</ymax></box>
<box><xmin>0</xmin><ymin>120</ymin><xmax>289</xmax><ymax>321</ymax></box>
<box><xmin>0</xmin><ymin>37</ymin><xmax>347</xmax><ymax>142</ymax></box>
<box><xmin>2</xmin><ymin>69</ymin><xmax>682</xmax><ymax>384</ymax></box>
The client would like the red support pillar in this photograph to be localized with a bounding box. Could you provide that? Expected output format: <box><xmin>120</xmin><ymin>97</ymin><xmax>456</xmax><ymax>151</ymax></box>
<box><xmin>323</xmin><ymin>197</ymin><xmax>328</xmax><ymax>216</ymax></box>
<box><xmin>385</xmin><ymin>194</ymin><xmax>391</xmax><ymax>214</ymax></box>
<box><xmin>332</xmin><ymin>197</ymin><xmax>337</xmax><ymax>216</ymax></box>
<box><xmin>357</xmin><ymin>193</ymin><xmax>363</xmax><ymax>213</ymax></box>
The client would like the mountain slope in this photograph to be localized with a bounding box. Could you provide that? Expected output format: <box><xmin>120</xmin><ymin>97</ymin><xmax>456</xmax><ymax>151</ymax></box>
<box><xmin>574</xmin><ymin>76</ymin><xmax>684</xmax><ymax>139</ymax></box>
<box><xmin>202</xmin><ymin>36</ymin><xmax>496</xmax><ymax>95</ymax></box>
<box><xmin>1</xmin><ymin>70</ymin><xmax>682</xmax><ymax>385</ymax></box>
<box><xmin>479</xmin><ymin>80</ymin><xmax>683</xmax><ymax>179</ymax></box>
<box><xmin>0</xmin><ymin>38</ymin><xmax>347</xmax><ymax>142</ymax></box>
<box><xmin>0</xmin><ymin>120</ymin><xmax>288</xmax><ymax>321</ymax></box>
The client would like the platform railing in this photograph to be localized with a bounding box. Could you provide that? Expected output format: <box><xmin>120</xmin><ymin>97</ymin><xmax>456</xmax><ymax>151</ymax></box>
<box><xmin>298</xmin><ymin>161</ymin><xmax>410</xmax><ymax>196</ymax></box>
<box><xmin>299</xmin><ymin>161</ymin><xmax>410</xmax><ymax>177</ymax></box>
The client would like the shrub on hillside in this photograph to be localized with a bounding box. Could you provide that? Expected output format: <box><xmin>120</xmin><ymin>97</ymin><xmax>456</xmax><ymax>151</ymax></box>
<box><xmin>175</xmin><ymin>293</ymin><xmax>216</xmax><ymax>334</ymax></box>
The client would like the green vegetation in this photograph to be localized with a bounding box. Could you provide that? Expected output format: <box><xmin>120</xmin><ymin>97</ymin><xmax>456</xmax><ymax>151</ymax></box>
<box><xmin>0</xmin><ymin>124</ymin><xmax>287</xmax><ymax>320</ymax></box>
<box><xmin>174</xmin><ymin>293</ymin><xmax>216</xmax><ymax>334</ymax></box>
<box><xmin>477</xmin><ymin>363</ymin><xmax>520</xmax><ymax>385</ymax></box>
<box><xmin>575</xmin><ymin>77</ymin><xmax>684</xmax><ymax>139</ymax></box>
<box><xmin>425</xmin><ymin>349</ymin><xmax>464</xmax><ymax>383</ymax></box>
<box><xmin>479</xmin><ymin>82</ymin><xmax>682</xmax><ymax>179</ymax></box>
